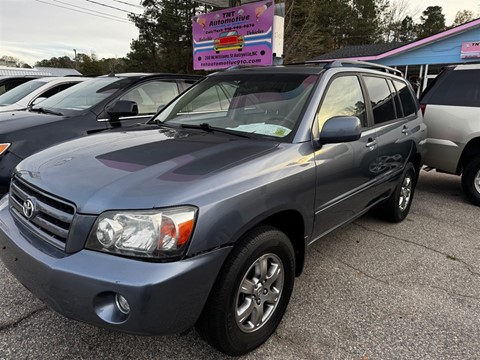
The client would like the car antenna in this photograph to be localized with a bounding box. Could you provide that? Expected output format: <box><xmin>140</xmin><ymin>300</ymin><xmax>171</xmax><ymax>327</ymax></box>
<box><xmin>108</xmin><ymin>70</ymin><xmax>115</xmax><ymax>77</ymax></box>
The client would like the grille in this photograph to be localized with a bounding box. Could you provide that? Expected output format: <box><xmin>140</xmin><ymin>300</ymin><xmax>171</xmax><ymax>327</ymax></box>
<box><xmin>9</xmin><ymin>176</ymin><xmax>76</xmax><ymax>248</ymax></box>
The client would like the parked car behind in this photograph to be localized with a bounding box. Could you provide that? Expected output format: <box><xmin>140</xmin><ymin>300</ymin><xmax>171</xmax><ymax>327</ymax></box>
<box><xmin>420</xmin><ymin>64</ymin><xmax>480</xmax><ymax>206</ymax></box>
<box><xmin>0</xmin><ymin>73</ymin><xmax>203</xmax><ymax>195</ymax></box>
<box><xmin>0</xmin><ymin>62</ymin><xmax>426</xmax><ymax>355</ymax></box>
<box><xmin>0</xmin><ymin>76</ymin><xmax>40</xmax><ymax>95</ymax></box>
<box><xmin>0</xmin><ymin>76</ymin><xmax>86</xmax><ymax>112</ymax></box>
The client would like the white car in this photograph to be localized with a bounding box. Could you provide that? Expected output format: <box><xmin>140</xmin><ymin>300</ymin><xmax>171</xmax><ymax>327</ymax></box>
<box><xmin>0</xmin><ymin>76</ymin><xmax>86</xmax><ymax>112</ymax></box>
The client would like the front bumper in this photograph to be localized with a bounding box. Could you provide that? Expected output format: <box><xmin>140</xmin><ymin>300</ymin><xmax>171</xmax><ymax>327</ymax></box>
<box><xmin>0</xmin><ymin>196</ymin><xmax>231</xmax><ymax>335</ymax></box>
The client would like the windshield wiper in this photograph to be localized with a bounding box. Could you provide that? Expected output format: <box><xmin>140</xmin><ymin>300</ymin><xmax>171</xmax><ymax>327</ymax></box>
<box><xmin>30</xmin><ymin>107</ymin><xmax>64</xmax><ymax>116</ymax></box>
<box><xmin>181</xmin><ymin>123</ymin><xmax>251</xmax><ymax>138</ymax></box>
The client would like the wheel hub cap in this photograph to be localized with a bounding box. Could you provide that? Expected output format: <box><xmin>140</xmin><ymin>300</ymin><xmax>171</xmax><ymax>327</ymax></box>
<box><xmin>235</xmin><ymin>253</ymin><xmax>284</xmax><ymax>333</ymax></box>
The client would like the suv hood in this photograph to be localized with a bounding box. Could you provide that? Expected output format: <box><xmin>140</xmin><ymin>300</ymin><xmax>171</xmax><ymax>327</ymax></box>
<box><xmin>16</xmin><ymin>128</ymin><xmax>279</xmax><ymax>213</ymax></box>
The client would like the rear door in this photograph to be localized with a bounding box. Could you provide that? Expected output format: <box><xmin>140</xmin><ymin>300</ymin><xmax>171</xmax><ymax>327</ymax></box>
<box><xmin>312</xmin><ymin>74</ymin><xmax>379</xmax><ymax>238</ymax></box>
<box><xmin>361</xmin><ymin>75</ymin><xmax>414</xmax><ymax>196</ymax></box>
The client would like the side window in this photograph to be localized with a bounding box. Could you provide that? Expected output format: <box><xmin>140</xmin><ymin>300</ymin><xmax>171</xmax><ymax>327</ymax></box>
<box><xmin>316</xmin><ymin>75</ymin><xmax>367</xmax><ymax>130</ymax></box>
<box><xmin>120</xmin><ymin>81</ymin><xmax>180</xmax><ymax>115</ymax></box>
<box><xmin>363</xmin><ymin>76</ymin><xmax>397</xmax><ymax>125</ymax></box>
<box><xmin>181</xmin><ymin>84</ymin><xmax>232</xmax><ymax>113</ymax></box>
<box><xmin>388</xmin><ymin>79</ymin><xmax>403</xmax><ymax>118</ymax></box>
<box><xmin>393</xmin><ymin>79</ymin><xmax>417</xmax><ymax>117</ymax></box>
<box><xmin>426</xmin><ymin>69</ymin><xmax>480</xmax><ymax>107</ymax></box>
<box><xmin>40</xmin><ymin>82</ymin><xmax>79</xmax><ymax>99</ymax></box>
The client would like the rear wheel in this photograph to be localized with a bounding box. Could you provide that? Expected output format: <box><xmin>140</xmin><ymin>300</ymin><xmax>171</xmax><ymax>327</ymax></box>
<box><xmin>461</xmin><ymin>155</ymin><xmax>480</xmax><ymax>206</ymax></box>
<box><xmin>378</xmin><ymin>162</ymin><xmax>417</xmax><ymax>222</ymax></box>
<box><xmin>196</xmin><ymin>225</ymin><xmax>295</xmax><ymax>356</ymax></box>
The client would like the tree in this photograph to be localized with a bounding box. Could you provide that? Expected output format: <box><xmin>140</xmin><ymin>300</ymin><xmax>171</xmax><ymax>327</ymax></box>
<box><xmin>382</xmin><ymin>0</ymin><xmax>416</xmax><ymax>42</ymax></box>
<box><xmin>35</xmin><ymin>56</ymin><xmax>74</xmax><ymax>69</ymax></box>
<box><xmin>398</xmin><ymin>16</ymin><xmax>416</xmax><ymax>42</ymax></box>
<box><xmin>284</xmin><ymin>0</ymin><xmax>388</xmax><ymax>62</ymax></box>
<box><xmin>127</xmin><ymin>0</ymin><xmax>202</xmax><ymax>73</ymax></box>
<box><xmin>417</xmin><ymin>6</ymin><xmax>446</xmax><ymax>39</ymax></box>
<box><xmin>345</xmin><ymin>0</ymin><xmax>389</xmax><ymax>46</ymax></box>
<box><xmin>283</xmin><ymin>0</ymin><xmax>326</xmax><ymax>62</ymax></box>
<box><xmin>452</xmin><ymin>10</ymin><xmax>474</xmax><ymax>27</ymax></box>
<box><xmin>77</xmin><ymin>53</ymin><xmax>104</xmax><ymax>76</ymax></box>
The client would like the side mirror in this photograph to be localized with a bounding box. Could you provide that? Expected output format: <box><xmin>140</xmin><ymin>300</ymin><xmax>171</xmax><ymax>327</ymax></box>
<box><xmin>106</xmin><ymin>100</ymin><xmax>138</xmax><ymax>121</ymax></box>
<box><xmin>315</xmin><ymin>116</ymin><xmax>362</xmax><ymax>147</ymax></box>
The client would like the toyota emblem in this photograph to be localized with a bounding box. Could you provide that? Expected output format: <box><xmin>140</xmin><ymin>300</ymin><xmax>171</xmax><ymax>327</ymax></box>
<box><xmin>22</xmin><ymin>198</ymin><xmax>36</xmax><ymax>219</ymax></box>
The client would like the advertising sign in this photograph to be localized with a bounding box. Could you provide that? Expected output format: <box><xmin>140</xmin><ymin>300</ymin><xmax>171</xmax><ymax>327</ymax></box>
<box><xmin>461</xmin><ymin>41</ymin><xmax>480</xmax><ymax>59</ymax></box>
<box><xmin>192</xmin><ymin>1</ymin><xmax>274</xmax><ymax>71</ymax></box>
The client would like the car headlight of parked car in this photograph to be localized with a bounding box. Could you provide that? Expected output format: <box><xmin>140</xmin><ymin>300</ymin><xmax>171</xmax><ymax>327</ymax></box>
<box><xmin>86</xmin><ymin>206</ymin><xmax>197</xmax><ymax>260</ymax></box>
<box><xmin>0</xmin><ymin>143</ymin><xmax>11</xmax><ymax>155</ymax></box>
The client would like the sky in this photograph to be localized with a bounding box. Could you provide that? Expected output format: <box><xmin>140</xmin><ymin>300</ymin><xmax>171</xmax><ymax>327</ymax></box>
<box><xmin>0</xmin><ymin>0</ymin><xmax>479</xmax><ymax>66</ymax></box>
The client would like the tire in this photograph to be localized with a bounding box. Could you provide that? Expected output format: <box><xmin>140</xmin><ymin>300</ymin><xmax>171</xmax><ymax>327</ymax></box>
<box><xmin>461</xmin><ymin>155</ymin><xmax>480</xmax><ymax>206</ymax></box>
<box><xmin>195</xmin><ymin>225</ymin><xmax>295</xmax><ymax>356</ymax></box>
<box><xmin>379</xmin><ymin>162</ymin><xmax>417</xmax><ymax>223</ymax></box>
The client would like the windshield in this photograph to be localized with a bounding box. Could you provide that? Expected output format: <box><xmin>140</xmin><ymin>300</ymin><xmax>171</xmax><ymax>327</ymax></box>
<box><xmin>0</xmin><ymin>79</ymin><xmax>47</xmax><ymax>106</ymax></box>
<box><xmin>34</xmin><ymin>77</ymin><xmax>132</xmax><ymax>112</ymax></box>
<box><xmin>154</xmin><ymin>73</ymin><xmax>318</xmax><ymax>140</ymax></box>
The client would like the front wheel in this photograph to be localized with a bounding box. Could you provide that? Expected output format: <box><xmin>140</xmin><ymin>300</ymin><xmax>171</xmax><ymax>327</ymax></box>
<box><xmin>461</xmin><ymin>155</ymin><xmax>480</xmax><ymax>206</ymax></box>
<box><xmin>378</xmin><ymin>162</ymin><xmax>417</xmax><ymax>222</ymax></box>
<box><xmin>195</xmin><ymin>225</ymin><xmax>295</xmax><ymax>356</ymax></box>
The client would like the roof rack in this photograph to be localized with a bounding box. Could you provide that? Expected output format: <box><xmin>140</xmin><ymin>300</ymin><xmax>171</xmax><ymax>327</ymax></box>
<box><xmin>305</xmin><ymin>60</ymin><xmax>403</xmax><ymax>77</ymax></box>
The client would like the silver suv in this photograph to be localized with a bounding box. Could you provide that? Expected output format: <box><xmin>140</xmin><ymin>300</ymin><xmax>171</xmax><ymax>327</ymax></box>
<box><xmin>420</xmin><ymin>64</ymin><xmax>480</xmax><ymax>206</ymax></box>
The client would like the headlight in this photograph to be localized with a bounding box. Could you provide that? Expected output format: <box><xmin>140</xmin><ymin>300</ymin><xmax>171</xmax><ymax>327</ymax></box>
<box><xmin>86</xmin><ymin>206</ymin><xmax>197</xmax><ymax>260</ymax></box>
<box><xmin>0</xmin><ymin>143</ymin><xmax>11</xmax><ymax>155</ymax></box>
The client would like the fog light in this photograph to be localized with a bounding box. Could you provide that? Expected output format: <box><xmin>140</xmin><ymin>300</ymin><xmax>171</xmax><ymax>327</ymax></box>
<box><xmin>115</xmin><ymin>294</ymin><xmax>130</xmax><ymax>315</ymax></box>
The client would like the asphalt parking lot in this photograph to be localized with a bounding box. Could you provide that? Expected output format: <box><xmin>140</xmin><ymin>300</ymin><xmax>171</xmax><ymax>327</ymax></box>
<box><xmin>1</xmin><ymin>169</ymin><xmax>479</xmax><ymax>360</ymax></box>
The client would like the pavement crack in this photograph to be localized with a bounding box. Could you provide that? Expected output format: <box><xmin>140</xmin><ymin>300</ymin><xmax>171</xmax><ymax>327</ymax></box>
<box><xmin>430</xmin><ymin>285</ymin><xmax>480</xmax><ymax>302</ymax></box>
<box><xmin>0</xmin><ymin>306</ymin><xmax>48</xmax><ymax>332</ymax></box>
<box><xmin>353</xmin><ymin>222</ymin><xmax>480</xmax><ymax>278</ymax></box>
<box><xmin>311</xmin><ymin>246</ymin><xmax>388</xmax><ymax>284</ymax></box>
<box><xmin>333</xmin><ymin>257</ymin><xmax>389</xmax><ymax>285</ymax></box>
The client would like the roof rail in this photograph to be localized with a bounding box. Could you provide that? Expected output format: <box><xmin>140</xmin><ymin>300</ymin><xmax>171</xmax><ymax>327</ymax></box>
<box><xmin>319</xmin><ymin>60</ymin><xmax>403</xmax><ymax>76</ymax></box>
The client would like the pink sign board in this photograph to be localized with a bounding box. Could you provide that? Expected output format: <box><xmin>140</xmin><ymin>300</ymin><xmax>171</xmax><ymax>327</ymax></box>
<box><xmin>192</xmin><ymin>1</ymin><xmax>274</xmax><ymax>71</ymax></box>
<box><xmin>461</xmin><ymin>41</ymin><xmax>480</xmax><ymax>59</ymax></box>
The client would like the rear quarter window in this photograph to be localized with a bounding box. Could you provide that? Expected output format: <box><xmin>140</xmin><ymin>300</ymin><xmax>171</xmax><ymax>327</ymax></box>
<box><xmin>392</xmin><ymin>79</ymin><xmax>417</xmax><ymax>117</ymax></box>
<box><xmin>423</xmin><ymin>69</ymin><xmax>480</xmax><ymax>107</ymax></box>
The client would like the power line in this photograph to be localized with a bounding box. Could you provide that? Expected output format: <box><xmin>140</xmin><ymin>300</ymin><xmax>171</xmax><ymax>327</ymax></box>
<box><xmin>84</xmin><ymin>0</ymin><xmax>134</xmax><ymax>14</ymax></box>
<box><xmin>111</xmin><ymin>0</ymin><xmax>143</xmax><ymax>10</ymax></box>
<box><xmin>52</xmin><ymin>0</ymin><xmax>130</xmax><ymax>21</ymax></box>
<box><xmin>34</xmin><ymin>0</ymin><xmax>133</xmax><ymax>24</ymax></box>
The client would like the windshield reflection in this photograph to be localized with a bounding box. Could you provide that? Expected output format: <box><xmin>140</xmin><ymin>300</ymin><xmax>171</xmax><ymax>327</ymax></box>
<box><xmin>154</xmin><ymin>73</ymin><xmax>318</xmax><ymax>140</ymax></box>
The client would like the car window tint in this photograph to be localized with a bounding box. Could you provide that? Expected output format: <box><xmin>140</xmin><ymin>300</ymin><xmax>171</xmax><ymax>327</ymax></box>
<box><xmin>426</xmin><ymin>69</ymin><xmax>480</xmax><ymax>107</ymax></box>
<box><xmin>39</xmin><ymin>82</ymin><xmax>79</xmax><ymax>99</ymax></box>
<box><xmin>388</xmin><ymin>79</ymin><xmax>403</xmax><ymax>118</ymax></box>
<box><xmin>393</xmin><ymin>79</ymin><xmax>416</xmax><ymax>117</ymax></box>
<box><xmin>364</xmin><ymin>76</ymin><xmax>397</xmax><ymax>124</ymax></box>
<box><xmin>180</xmin><ymin>83</ymin><xmax>233</xmax><ymax>112</ymax></box>
<box><xmin>0</xmin><ymin>79</ymin><xmax>46</xmax><ymax>106</ymax></box>
<box><xmin>317</xmin><ymin>75</ymin><xmax>367</xmax><ymax>130</ymax></box>
<box><xmin>37</xmin><ymin>77</ymin><xmax>131</xmax><ymax>112</ymax></box>
<box><xmin>120</xmin><ymin>81</ymin><xmax>180</xmax><ymax>115</ymax></box>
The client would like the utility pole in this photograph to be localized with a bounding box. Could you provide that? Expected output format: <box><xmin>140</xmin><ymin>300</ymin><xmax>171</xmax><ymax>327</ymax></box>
<box><xmin>73</xmin><ymin>49</ymin><xmax>77</xmax><ymax>70</ymax></box>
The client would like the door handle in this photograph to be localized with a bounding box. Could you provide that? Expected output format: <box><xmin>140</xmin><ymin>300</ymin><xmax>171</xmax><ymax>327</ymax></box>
<box><xmin>366</xmin><ymin>139</ymin><xmax>377</xmax><ymax>149</ymax></box>
<box><xmin>402</xmin><ymin>126</ymin><xmax>409</xmax><ymax>135</ymax></box>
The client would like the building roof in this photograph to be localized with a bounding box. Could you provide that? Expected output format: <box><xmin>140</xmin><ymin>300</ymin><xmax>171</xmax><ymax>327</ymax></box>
<box><xmin>312</xmin><ymin>43</ymin><xmax>405</xmax><ymax>61</ymax></box>
<box><xmin>0</xmin><ymin>66</ymin><xmax>82</xmax><ymax>77</ymax></box>
<box><xmin>310</xmin><ymin>17</ymin><xmax>480</xmax><ymax>62</ymax></box>
<box><xmin>35</xmin><ymin>67</ymin><xmax>82</xmax><ymax>76</ymax></box>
